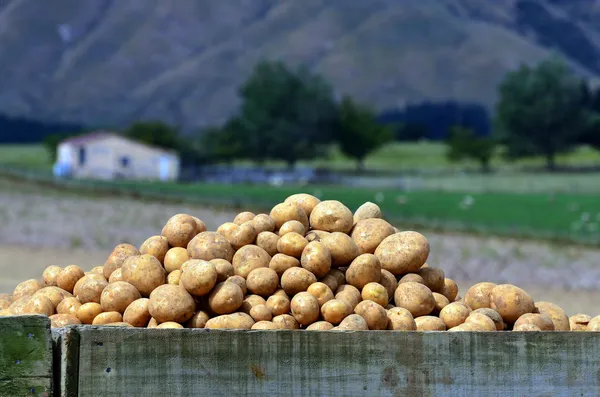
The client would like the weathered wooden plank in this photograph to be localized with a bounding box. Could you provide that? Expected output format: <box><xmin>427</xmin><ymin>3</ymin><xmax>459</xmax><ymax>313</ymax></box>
<box><xmin>0</xmin><ymin>315</ymin><xmax>53</xmax><ymax>397</ymax></box>
<box><xmin>73</xmin><ymin>328</ymin><xmax>600</xmax><ymax>397</ymax></box>
<box><xmin>51</xmin><ymin>328</ymin><xmax>79</xmax><ymax>397</ymax></box>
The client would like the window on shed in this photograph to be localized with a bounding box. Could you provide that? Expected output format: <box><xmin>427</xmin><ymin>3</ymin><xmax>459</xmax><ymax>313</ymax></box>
<box><xmin>78</xmin><ymin>147</ymin><xmax>86</xmax><ymax>165</ymax></box>
<box><xmin>120</xmin><ymin>156</ymin><xmax>130</xmax><ymax>168</ymax></box>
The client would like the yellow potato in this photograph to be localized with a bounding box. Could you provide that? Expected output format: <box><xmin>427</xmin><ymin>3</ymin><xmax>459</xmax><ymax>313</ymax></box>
<box><xmin>570</xmin><ymin>314</ymin><xmax>591</xmax><ymax>331</ymax></box>
<box><xmin>465</xmin><ymin>312</ymin><xmax>496</xmax><ymax>331</ymax></box>
<box><xmin>472</xmin><ymin>308</ymin><xmax>505</xmax><ymax>331</ymax></box>
<box><xmin>305</xmin><ymin>230</ymin><xmax>330</xmax><ymax>243</ymax></box>
<box><xmin>122</xmin><ymin>254</ymin><xmax>167</xmax><ymax>297</ymax></box>
<box><xmin>394</xmin><ymin>282</ymin><xmax>435</xmax><ymax>317</ymax></box>
<box><xmin>345</xmin><ymin>254</ymin><xmax>381</xmax><ymax>289</ymax></box>
<box><xmin>256</xmin><ymin>231</ymin><xmax>279</xmax><ymax>256</ymax></box>
<box><xmin>103</xmin><ymin>243</ymin><xmax>140</xmax><ymax>279</ymax></box>
<box><xmin>167</xmin><ymin>270</ymin><xmax>182</xmax><ymax>285</ymax></box>
<box><xmin>281</xmin><ymin>267</ymin><xmax>317</xmax><ymax>295</ymax></box>
<box><xmin>147</xmin><ymin>318</ymin><xmax>159</xmax><ymax>328</ymax></box>
<box><xmin>192</xmin><ymin>216</ymin><xmax>207</xmax><ymax>234</ymax></box>
<box><xmin>13</xmin><ymin>279</ymin><xmax>44</xmax><ymax>301</ymax></box>
<box><xmin>33</xmin><ymin>287</ymin><xmax>72</xmax><ymax>309</ymax></box>
<box><xmin>92</xmin><ymin>311</ymin><xmax>123</xmax><ymax>325</ymax></box>
<box><xmin>77</xmin><ymin>302</ymin><xmax>103</xmax><ymax>324</ymax></box>
<box><xmin>208</xmin><ymin>282</ymin><xmax>244</xmax><ymax>314</ymax></box>
<box><xmin>161</xmin><ymin>214</ymin><xmax>198</xmax><ymax>248</ymax></box>
<box><xmin>210</xmin><ymin>259</ymin><xmax>234</xmax><ymax>282</ymax></box>
<box><xmin>90</xmin><ymin>266</ymin><xmax>104</xmax><ymax>275</ymax></box>
<box><xmin>513</xmin><ymin>323</ymin><xmax>541</xmax><ymax>332</ymax></box>
<box><xmin>164</xmin><ymin>247</ymin><xmax>190</xmax><ymax>273</ymax></box>
<box><xmin>157</xmin><ymin>322</ymin><xmax>184</xmax><ymax>329</ymax></box>
<box><xmin>50</xmin><ymin>314</ymin><xmax>81</xmax><ymax>328</ymax></box>
<box><xmin>226</xmin><ymin>276</ymin><xmax>247</xmax><ymax>296</ymax></box>
<box><xmin>306</xmin><ymin>282</ymin><xmax>334</xmax><ymax>307</ymax></box>
<box><xmin>587</xmin><ymin>316</ymin><xmax>600</xmax><ymax>331</ymax></box>
<box><xmin>100</xmin><ymin>281</ymin><xmax>141</xmax><ymax>314</ymax></box>
<box><xmin>361</xmin><ymin>282</ymin><xmax>389</xmax><ymax>307</ymax></box>
<box><xmin>279</xmin><ymin>220</ymin><xmax>306</xmax><ymax>236</ymax></box>
<box><xmin>56</xmin><ymin>266</ymin><xmax>86</xmax><ymax>294</ymax></box>
<box><xmin>187</xmin><ymin>311</ymin><xmax>210</xmax><ymax>328</ymax></box>
<box><xmin>415</xmin><ymin>316</ymin><xmax>446</xmax><ymax>331</ymax></box>
<box><xmin>252</xmin><ymin>321</ymin><xmax>280</xmax><ymax>330</ymax></box>
<box><xmin>234</xmin><ymin>211</ymin><xmax>256</xmax><ymax>225</ymax></box>
<box><xmin>187</xmin><ymin>231</ymin><xmax>234</xmax><ymax>262</ymax></box>
<box><xmin>251</xmin><ymin>214</ymin><xmax>276</xmax><ymax>234</ymax></box>
<box><xmin>250</xmin><ymin>304</ymin><xmax>273</xmax><ymax>322</ymax></box>
<box><xmin>205</xmin><ymin>312</ymin><xmax>255</xmax><ymax>329</ymax></box>
<box><xmin>306</xmin><ymin>321</ymin><xmax>334</xmax><ymax>331</ymax></box>
<box><xmin>180</xmin><ymin>260</ymin><xmax>218</xmax><ymax>296</ymax></box>
<box><xmin>123</xmin><ymin>298</ymin><xmax>151</xmax><ymax>327</ymax></box>
<box><xmin>72</xmin><ymin>274</ymin><xmax>108</xmax><ymax>305</ymax></box>
<box><xmin>270</xmin><ymin>202</ymin><xmax>309</xmax><ymax>231</ymax></box>
<box><xmin>337</xmin><ymin>314</ymin><xmax>369</xmax><ymax>330</ymax></box>
<box><xmin>42</xmin><ymin>266</ymin><xmax>62</xmax><ymax>287</ymax></box>
<box><xmin>439</xmin><ymin>302</ymin><xmax>471</xmax><ymax>329</ymax></box>
<box><xmin>218</xmin><ymin>222</ymin><xmax>257</xmax><ymax>250</ymax></box>
<box><xmin>321</xmin><ymin>232</ymin><xmax>359</xmax><ymax>267</ymax></box>
<box><xmin>56</xmin><ymin>297</ymin><xmax>82</xmax><ymax>316</ymax></box>
<box><xmin>291</xmin><ymin>292</ymin><xmax>320</xmax><ymax>325</ymax></box>
<box><xmin>416</xmin><ymin>267</ymin><xmax>445</xmax><ymax>293</ymax></box>
<box><xmin>139</xmin><ymin>236</ymin><xmax>170</xmax><ymax>264</ymax></box>
<box><xmin>354</xmin><ymin>300</ymin><xmax>388</xmax><ymax>330</ymax></box>
<box><xmin>335</xmin><ymin>285</ymin><xmax>362</xmax><ymax>310</ymax></box>
<box><xmin>489</xmin><ymin>284</ymin><xmax>535</xmax><ymax>323</ymax></box>
<box><xmin>284</xmin><ymin>193</ymin><xmax>321</xmax><ymax>217</ymax></box>
<box><xmin>246</xmin><ymin>268</ymin><xmax>279</xmax><ymax>296</ymax></box>
<box><xmin>387</xmin><ymin>307</ymin><xmax>416</xmax><ymax>330</ymax></box>
<box><xmin>513</xmin><ymin>313</ymin><xmax>554</xmax><ymax>331</ymax></box>
<box><xmin>399</xmin><ymin>273</ymin><xmax>425</xmax><ymax>285</ymax></box>
<box><xmin>379</xmin><ymin>269</ymin><xmax>398</xmax><ymax>299</ymax></box>
<box><xmin>353</xmin><ymin>202</ymin><xmax>382</xmax><ymax>224</ymax></box>
<box><xmin>309</xmin><ymin>200</ymin><xmax>353</xmax><ymax>233</ymax></box>
<box><xmin>240</xmin><ymin>295</ymin><xmax>267</xmax><ymax>314</ymax></box>
<box><xmin>108</xmin><ymin>269</ymin><xmax>124</xmax><ymax>283</ymax></box>
<box><xmin>20</xmin><ymin>295</ymin><xmax>54</xmax><ymax>316</ymax></box>
<box><xmin>272</xmin><ymin>314</ymin><xmax>300</xmax><ymax>330</ymax></box>
<box><xmin>432</xmin><ymin>292</ymin><xmax>450</xmax><ymax>315</ymax></box>
<box><xmin>350</xmin><ymin>218</ymin><xmax>395</xmax><ymax>254</ymax></box>
<box><xmin>374</xmin><ymin>231</ymin><xmax>429</xmax><ymax>275</ymax></box>
<box><xmin>266</xmin><ymin>294</ymin><xmax>291</xmax><ymax>316</ymax></box>
<box><xmin>277</xmin><ymin>232</ymin><xmax>308</xmax><ymax>258</ymax></box>
<box><xmin>321</xmin><ymin>298</ymin><xmax>353</xmax><ymax>325</ymax></box>
<box><xmin>269</xmin><ymin>254</ymin><xmax>300</xmax><ymax>277</ymax></box>
<box><xmin>464</xmin><ymin>282</ymin><xmax>496</xmax><ymax>310</ymax></box>
<box><xmin>442</xmin><ymin>278</ymin><xmax>459</xmax><ymax>302</ymax></box>
<box><xmin>232</xmin><ymin>245</ymin><xmax>271</xmax><ymax>278</ymax></box>
<box><xmin>535</xmin><ymin>301</ymin><xmax>570</xmax><ymax>331</ymax></box>
<box><xmin>148</xmin><ymin>284</ymin><xmax>196</xmax><ymax>324</ymax></box>
<box><xmin>300</xmin><ymin>241</ymin><xmax>332</xmax><ymax>278</ymax></box>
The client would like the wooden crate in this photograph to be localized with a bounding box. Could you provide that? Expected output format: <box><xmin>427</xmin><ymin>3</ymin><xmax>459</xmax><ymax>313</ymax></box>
<box><xmin>60</xmin><ymin>327</ymin><xmax>600</xmax><ymax>396</ymax></box>
<box><xmin>0</xmin><ymin>315</ymin><xmax>53</xmax><ymax>397</ymax></box>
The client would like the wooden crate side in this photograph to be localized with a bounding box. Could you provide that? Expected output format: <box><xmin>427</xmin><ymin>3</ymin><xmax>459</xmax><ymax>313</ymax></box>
<box><xmin>0</xmin><ymin>315</ymin><xmax>53</xmax><ymax>397</ymax></box>
<box><xmin>73</xmin><ymin>328</ymin><xmax>600</xmax><ymax>397</ymax></box>
<box><xmin>51</xmin><ymin>328</ymin><xmax>80</xmax><ymax>397</ymax></box>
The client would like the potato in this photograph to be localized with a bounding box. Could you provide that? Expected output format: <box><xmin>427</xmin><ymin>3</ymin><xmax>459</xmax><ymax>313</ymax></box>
<box><xmin>100</xmin><ymin>281</ymin><xmax>141</xmax><ymax>314</ymax></box>
<box><xmin>0</xmin><ymin>295</ymin><xmax>10</xmax><ymax>310</ymax></box>
<box><xmin>361</xmin><ymin>282</ymin><xmax>389</xmax><ymax>307</ymax></box>
<box><xmin>208</xmin><ymin>282</ymin><xmax>244</xmax><ymax>314</ymax></box>
<box><xmin>272</xmin><ymin>314</ymin><xmax>300</xmax><ymax>330</ymax></box>
<box><xmin>210</xmin><ymin>259</ymin><xmax>234</xmax><ymax>282</ymax></box>
<box><xmin>281</xmin><ymin>267</ymin><xmax>317</xmax><ymax>295</ymax></box>
<box><xmin>337</xmin><ymin>314</ymin><xmax>369</xmax><ymax>330</ymax></box>
<box><xmin>305</xmin><ymin>230</ymin><xmax>330</xmax><ymax>243</ymax></box>
<box><xmin>290</xmin><ymin>292</ymin><xmax>320</xmax><ymax>326</ymax></box>
<box><xmin>103</xmin><ymin>243</ymin><xmax>140</xmax><ymax>279</ymax></box>
<box><xmin>140</xmin><ymin>236</ymin><xmax>170</xmax><ymax>264</ymax></box>
<box><xmin>187</xmin><ymin>311</ymin><xmax>210</xmax><ymax>328</ymax></box>
<box><xmin>240</xmin><ymin>295</ymin><xmax>266</xmax><ymax>314</ymax></box>
<box><xmin>587</xmin><ymin>316</ymin><xmax>600</xmax><ymax>331</ymax></box>
<box><xmin>270</xmin><ymin>202</ymin><xmax>309</xmax><ymax>232</ymax></box>
<box><xmin>345</xmin><ymin>254</ymin><xmax>381</xmax><ymax>289</ymax></box>
<box><xmin>320</xmin><ymin>275</ymin><xmax>339</xmax><ymax>293</ymax></box>
<box><xmin>439</xmin><ymin>302</ymin><xmax>471</xmax><ymax>329</ymax></box>
<box><xmin>570</xmin><ymin>314</ymin><xmax>591</xmax><ymax>331</ymax></box>
<box><xmin>187</xmin><ymin>231</ymin><xmax>234</xmax><ymax>262</ymax></box>
<box><xmin>167</xmin><ymin>270</ymin><xmax>182</xmax><ymax>285</ymax></box>
<box><xmin>234</xmin><ymin>211</ymin><xmax>256</xmax><ymax>225</ymax></box>
<box><xmin>71</xmin><ymin>274</ymin><xmax>107</xmax><ymax>305</ymax></box>
<box><xmin>350</xmin><ymin>218</ymin><xmax>395</xmax><ymax>254</ymax></box>
<box><xmin>164</xmin><ymin>247</ymin><xmax>190</xmax><ymax>273</ymax></box>
<box><xmin>0</xmin><ymin>309</ymin><xmax>14</xmax><ymax>316</ymax></box>
<box><xmin>321</xmin><ymin>299</ymin><xmax>353</xmax><ymax>325</ymax></box>
<box><xmin>50</xmin><ymin>314</ymin><xmax>81</xmax><ymax>328</ymax></box>
<box><xmin>279</xmin><ymin>220</ymin><xmax>306</xmax><ymax>236</ymax></box>
<box><xmin>108</xmin><ymin>269</ymin><xmax>124</xmax><ymax>283</ymax></box>
<box><xmin>306</xmin><ymin>282</ymin><xmax>334</xmax><ymax>307</ymax></box>
<box><xmin>321</xmin><ymin>232</ymin><xmax>359</xmax><ymax>266</ymax></box>
<box><xmin>535</xmin><ymin>301</ymin><xmax>570</xmax><ymax>331</ymax></box>
<box><xmin>91</xmin><ymin>266</ymin><xmax>105</xmax><ymax>275</ymax></box>
<box><xmin>20</xmin><ymin>295</ymin><xmax>54</xmax><ymax>316</ymax></box>
<box><xmin>123</xmin><ymin>298</ymin><xmax>151</xmax><ymax>327</ymax></box>
<box><xmin>416</xmin><ymin>267</ymin><xmax>445</xmax><ymax>293</ymax></box>
<box><xmin>249</xmin><ymin>214</ymin><xmax>275</xmax><ymax>234</ymax></box>
<box><xmin>157</xmin><ymin>322</ymin><xmax>184</xmax><ymax>329</ymax></box>
<box><xmin>353</xmin><ymin>202</ymin><xmax>382</xmax><ymax>223</ymax></box>
<box><xmin>121</xmin><ymin>254</ymin><xmax>166</xmax><ymax>297</ymax></box>
<box><xmin>489</xmin><ymin>284</ymin><xmax>535</xmax><ymax>323</ymax></box>
<box><xmin>162</xmin><ymin>214</ymin><xmax>198</xmax><ymax>248</ymax></box>
<box><xmin>415</xmin><ymin>316</ymin><xmax>446</xmax><ymax>331</ymax></box>
<box><xmin>513</xmin><ymin>313</ymin><xmax>554</xmax><ymax>331</ymax></box>
<box><xmin>180</xmin><ymin>260</ymin><xmax>218</xmax><ymax>296</ymax></box>
<box><xmin>335</xmin><ymin>284</ymin><xmax>362</xmax><ymax>309</ymax></box>
<box><xmin>300</xmin><ymin>241</ymin><xmax>331</xmax><ymax>278</ymax></box>
<box><xmin>13</xmin><ymin>279</ymin><xmax>44</xmax><ymax>301</ymax></box>
<box><xmin>309</xmin><ymin>200</ymin><xmax>353</xmax><ymax>233</ymax></box>
<box><xmin>442</xmin><ymin>278</ymin><xmax>459</xmax><ymax>302</ymax></box>
<box><xmin>329</xmin><ymin>269</ymin><xmax>346</xmax><ymax>288</ymax></box>
<box><xmin>77</xmin><ymin>302</ymin><xmax>103</xmax><ymax>324</ymax></box>
<box><xmin>8</xmin><ymin>296</ymin><xmax>30</xmax><ymax>314</ymax></box>
<box><xmin>93</xmin><ymin>311</ymin><xmax>123</xmax><ymax>325</ymax></box>
<box><xmin>374</xmin><ymin>231</ymin><xmax>429</xmax><ymax>276</ymax></box>
<box><xmin>57</xmin><ymin>297</ymin><xmax>82</xmax><ymax>316</ymax></box>
<box><xmin>218</xmin><ymin>222</ymin><xmax>257</xmax><ymax>250</ymax></box>
<box><xmin>269</xmin><ymin>254</ymin><xmax>300</xmax><ymax>277</ymax></box>
<box><xmin>379</xmin><ymin>269</ymin><xmax>398</xmax><ymax>299</ymax></box>
<box><xmin>266</xmin><ymin>294</ymin><xmax>291</xmax><ymax>316</ymax></box>
<box><xmin>232</xmin><ymin>245</ymin><xmax>271</xmax><ymax>279</ymax></box>
<box><xmin>399</xmin><ymin>273</ymin><xmax>425</xmax><ymax>285</ymax></box>
<box><xmin>205</xmin><ymin>313</ymin><xmax>255</xmax><ymax>329</ymax></box>
<box><xmin>306</xmin><ymin>321</ymin><xmax>334</xmax><ymax>331</ymax></box>
<box><xmin>284</xmin><ymin>193</ymin><xmax>321</xmax><ymax>217</ymax></box>
<box><xmin>464</xmin><ymin>282</ymin><xmax>496</xmax><ymax>310</ymax></box>
<box><xmin>513</xmin><ymin>323</ymin><xmax>541</xmax><ymax>332</ymax></box>
<box><xmin>448</xmin><ymin>323</ymin><xmax>481</xmax><ymax>332</ymax></box>
<box><xmin>432</xmin><ymin>293</ymin><xmax>450</xmax><ymax>315</ymax></box>
<box><xmin>277</xmin><ymin>232</ymin><xmax>308</xmax><ymax>258</ymax></box>
<box><xmin>250</xmin><ymin>304</ymin><xmax>272</xmax><ymax>322</ymax></box>
<box><xmin>226</xmin><ymin>276</ymin><xmax>247</xmax><ymax>296</ymax></box>
<box><xmin>191</xmin><ymin>216</ymin><xmax>207</xmax><ymax>234</ymax></box>
<box><xmin>465</xmin><ymin>312</ymin><xmax>496</xmax><ymax>331</ymax></box>
<box><xmin>148</xmin><ymin>285</ymin><xmax>196</xmax><ymax>324</ymax></box>
<box><xmin>33</xmin><ymin>286</ymin><xmax>72</xmax><ymax>309</ymax></box>
<box><xmin>246</xmin><ymin>268</ymin><xmax>279</xmax><ymax>296</ymax></box>
<box><xmin>387</xmin><ymin>307</ymin><xmax>417</xmax><ymax>330</ymax></box>
<box><xmin>394</xmin><ymin>282</ymin><xmax>435</xmax><ymax>317</ymax></box>
<box><xmin>472</xmin><ymin>308</ymin><xmax>505</xmax><ymax>331</ymax></box>
<box><xmin>252</xmin><ymin>321</ymin><xmax>280</xmax><ymax>330</ymax></box>
<box><xmin>42</xmin><ymin>266</ymin><xmax>62</xmax><ymax>287</ymax></box>
<box><xmin>147</xmin><ymin>318</ymin><xmax>159</xmax><ymax>328</ymax></box>
<box><xmin>256</xmin><ymin>232</ymin><xmax>279</xmax><ymax>256</ymax></box>
<box><xmin>354</xmin><ymin>300</ymin><xmax>388</xmax><ymax>330</ymax></box>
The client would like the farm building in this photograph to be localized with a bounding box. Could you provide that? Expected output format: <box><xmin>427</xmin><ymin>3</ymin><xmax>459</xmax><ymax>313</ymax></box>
<box><xmin>52</xmin><ymin>131</ymin><xmax>180</xmax><ymax>181</ymax></box>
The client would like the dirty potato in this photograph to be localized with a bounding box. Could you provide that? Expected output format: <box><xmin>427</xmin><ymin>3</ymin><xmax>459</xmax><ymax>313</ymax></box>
<box><xmin>309</xmin><ymin>200</ymin><xmax>354</xmax><ymax>234</ymax></box>
<box><xmin>234</xmin><ymin>211</ymin><xmax>256</xmax><ymax>225</ymax></box>
<box><xmin>279</xmin><ymin>220</ymin><xmax>306</xmax><ymax>236</ymax></box>
<box><xmin>180</xmin><ymin>260</ymin><xmax>218</xmax><ymax>296</ymax></box>
<box><xmin>108</xmin><ymin>269</ymin><xmax>124</xmax><ymax>283</ymax></box>
<box><xmin>162</xmin><ymin>214</ymin><xmax>198</xmax><ymax>248</ymax></box>
<box><xmin>218</xmin><ymin>222</ymin><xmax>257</xmax><ymax>250</ymax></box>
<box><xmin>187</xmin><ymin>232</ymin><xmax>234</xmax><ymax>262</ymax></box>
<box><xmin>210</xmin><ymin>259</ymin><xmax>234</xmax><ymax>282</ymax></box>
<box><xmin>42</xmin><ymin>266</ymin><xmax>62</xmax><ymax>287</ymax></box>
<box><xmin>321</xmin><ymin>232</ymin><xmax>359</xmax><ymax>267</ymax></box>
<box><xmin>269</xmin><ymin>254</ymin><xmax>300</xmax><ymax>277</ymax></box>
<box><xmin>337</xmin><ymin>314</ymin><xmax>369</xmax><ymax>330</ymax></box>
<box><xmin>226</xmin><ymin>276</ymin><xmax>247</xmax><ymax>296</ymax></box>
<box><xmin>270</xmin><ymin>202</ymin><xmax>309</xmax><ymax>231</ymax></box>
<box><xmin>416</xmin><ymin>267</ymin><xmax>445</xmax><ymax>293</ymax></box>
<box><xmin>100</xmin><ymin>281</ymin><xmax>141</xmax><ymax>314</ymax></box>
<box><xmin>284</xmin><ymin>193</ymin><xmax>321</xmax><ymax>217</ymax></box>
<box><xmin>442</xmin><ymin>278</ymin><xmax>459</xmax><ymax>302</ymax></box>
<box><xmin>232</xmin><ymin>245</ymin><xmax>271</xmax><ymax>279</ymax></box>
<box><xmin>361</xmin><ymin>282</ymin><xmax>389</xmax><ymax>307</ymax></box>
<box><xmin>464</xmin><ymin>282</ymin><xmax>497</xmax><ymax>310</ymax></box>
<box><xmin>281</xmin><ymin>267</ymin><xmax>317</xmax><ymax>295</ymax></box>
<box><xmin>387</xmin><ymin>307</ymin><xmax>417</xmax><ymax>331</ymax></box>
<box><xmin>472</xmin><ymin>308</ymin><xmax>505</xmax><ymax>331</ymax></box>
<box><xmin>208</xmin><ymin>282</ymin><xmax>244</xmax><ymax>314</ymax></box>
<box><xmin>379</xmin><ymin>269</ymin><xmax>398</xmax><ymax>299</ymax></box>
<box><xmin>432</xmin><ymin>293</ymin><xmax>450</xmax><ymax>315</ymax></box>
<box><xmin>300</xmin><ymin>241</ymin><xmax>332</xmax><ymax>278</ymax></box>
<box><xmin>350</xmin><ymin>218</ymin><xmax>395</xmax><ymax>254</ymax></box>
<box><xmin>277</xmin><ymin>232</ymin><xmax>308</xmax><ymax>258</ymax></box>
<box><xmin>249</xmin><ymin>304</ymin><xmax>272</xmax><ymax>322</ymax></box>
<box><xmin>415</xmin><ymin>316</ymin><xmax>446</xmax><ymax>331</ymax></box>
<box><xmin>122</xmin><ymin>254</ymin><xmax>166</xmax><ymax>297</ymax></box>
<box><xmin>570</xmin><ymin>314</ymin><xmax>591</xmax><ymax>331</ymax></box>
<box><xmin>256</xmin><ymin>231</ymin><xmax>279</xmax><ymax>256</ymax></box>
<box><xmin>240</xmin><ymin>295</ymin><xmax>266</xmax><ymax>314</ymax></box>
<box><xmin>92</xmin><ymin>311</ymin><xmax>123</xmax><ymax>325</ymax></box>
<box><xmin>266</xmin><ymin>294</ymin><xmax>291</xmax><ymax>316</ymax></box>
<box><xmin>465</xmin><ymin>312</ymin><xmax>496</xmax><ymax>331</ymax></box>
<box><xmin>374</xmin><ymin>231</ymin><xmax>429</xmax><ymax>276</ymax></box>
<box><xmin>50</xmin><ymin>314</ymin><xmax>81</xmax><ymax>328</ymax></box>
<box><xmin>123</xmin><ymin>298</ymin><xmax>152</xmax><ymax>327</ymax></box>
<box><xmin>252</xmin><ymin>215</ymin><xmax>276</xmax><ymax>234</ymax></box>
<box><xmin>345</xmin><ymin>254</ymin><xmax>381</xmax><ymax>289</ymax></box>
<box><xmin>306</xmin><ymin>321</ymin><xmax>334</xmax><ymax>331</ymax></box>
<box><xmin>13</xmin><ymin>279</ymin><xmax>44</xmax><ymax>301</ymax></box>
<box><xmin>394</xmin><ymin>282</ymin><xmax>435</xmax><ymax>317</ymax></box>
<box><xmin>513</xmin><ymin>313</ymin><xmax>554</xmax><ymax>331</ymax></box>
<box><xmin>272</xmin><ymin>314</ymin><xmax>300</xmax><ymax>330</ymax></box>
<box><xmin>103</xmin><ymin>243</ymin><xmax>140</xmax><ymax>279</ymax></box>
<box><xmin>246</xmin><ymin>268</ymin><xmax>279</xmax><ymax>296</ymax></box>
<box><xmin>321</xmin><ymin>298</ymin><xmax>353</xmax><ymax>325</ymax></box>
<box><xmin>140</xmin><ymin>236</ymin><xmax>170</xmax><ymax>264</ymax></box>
<box><xmin>187</xmin><ymin>311</ymin><xmax>211</xmax><ymax>328</ymax></box>
<box><xmin>56</xmin><ymin>297</ymin><xmax>82</xmax><ymax>316</ymax></box>
<box><xmin>439</xmin><ymin>302</ymin><xmax>471</xmax><ymax>329</ymax></box>
<box><xmin>291</xmin><ymin>292</ymin><xmax>320</xmax><ymax>326</ymax></box>
<box><xmin>205</xmin><ymin>312</ymin><xmax>255</xmax><ymax>329</ymax></box>
<box><xmin>535</xmin><ymin>301</ymin><xmax>570</xmax><ymax>331</ymax></box>
<box><xmin>306</xmin><ymin>282</ymin><xmax>334</xmax><ymax>307</ymax></box>
<box><xmin>56</xmin><ymin>266</ymin><xmax>86</xmax><ymax>294</ymax></box>
<box><xmin>489</xmin><ymin>284</ymin><xmax>535</xmax><ymax>323</ymax></box>
<box><xmin>164</xmin><ymin>247</ymin><xmax>190</xmax><ymax>273</ymax></box>
<box><xmin>148</xmin><ymin>284</ymin><xmax>196</xmax><ymax>324</ymax></box>
<box><xmin>77</xmin><ymin>302</ymin><xmax>103</xmax><ymax>324</ymax></box>
<box><xmin>353</xmin><ymin>202</ymin><xmax>382</xmax><ymax>224</ymax></box>
<box><xmin>354</xmin><ymin>300</ymin><xmax>388</xmax><ymax>330</ymax></box>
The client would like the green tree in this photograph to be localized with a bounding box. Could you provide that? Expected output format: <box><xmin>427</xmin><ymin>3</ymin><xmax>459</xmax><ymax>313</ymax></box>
<box><xmin>446</xmin><ymin>126</ymin><xmax>497</xmax><ymax>172</ymax></box>
<box><xmin>123</xmin><ymin>121</ymin><xmax>182</xmax><ymax>151</ymax></box>
<box><xmin>578</xmin><ymin>82</ymin><xmax>600</xmax><ymax>152</ymax></box>
<box><xmin>198</xmin><ymin>118</ymin><xmax>248</xmax><ymax>165</ymax></box>
<box><xmin>495</xmin><ymin>56</ymin><xmax>589</xmax><ymax>170</ymax></box>
<box><xmin>238</xmin><ymin>60</ymin><xmax>338</xmax><ymax>167</ymax></box>
<box><xmin>334</xmin><ymin>96</ymin><xmax>393</xmax><ymax>171</ymax></box>
<box><xmin>43</xmin><ymin>132</ymin><xmax>80</xmax><ymax>162</ymax></box>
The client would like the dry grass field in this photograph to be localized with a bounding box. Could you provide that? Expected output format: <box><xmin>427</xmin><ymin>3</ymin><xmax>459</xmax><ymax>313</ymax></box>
<box><xmin>1</xmin><ymin>177</ymin><xmax>599</xmax><ymax>316</ymax></box>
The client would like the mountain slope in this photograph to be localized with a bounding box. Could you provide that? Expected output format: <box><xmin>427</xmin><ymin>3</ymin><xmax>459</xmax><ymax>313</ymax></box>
<box><xmin>0</xmin><ymin>0</ymin><xmax>599</xmax><ymax>131</ymax></box>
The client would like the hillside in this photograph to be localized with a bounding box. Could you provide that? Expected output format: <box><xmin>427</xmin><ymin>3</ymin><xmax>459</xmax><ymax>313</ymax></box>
<box><xmin>1</xmin><ymin>0</ymin><xmax>600</xmax><ymax>131</ymax></box>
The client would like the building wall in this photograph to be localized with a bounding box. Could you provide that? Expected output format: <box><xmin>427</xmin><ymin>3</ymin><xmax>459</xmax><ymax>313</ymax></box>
<box><xmin>56</xmin><ymin>135</ymin><xmax>179</xmax><ymax>181</ymax></box>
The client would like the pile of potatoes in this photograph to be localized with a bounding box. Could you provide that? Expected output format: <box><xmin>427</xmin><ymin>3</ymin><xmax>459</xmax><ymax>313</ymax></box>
<box><xmin>1</xmin><ymin>193</ymin><xmax>597</xmax><ymax>332</ymax></box>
